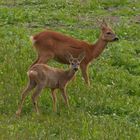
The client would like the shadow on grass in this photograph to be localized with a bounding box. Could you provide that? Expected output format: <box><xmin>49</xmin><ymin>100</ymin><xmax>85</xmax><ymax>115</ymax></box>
<box><xmin>86</xmin><ymin>105</ymin><xmax>129</xmax><ymax>116</ymax></box>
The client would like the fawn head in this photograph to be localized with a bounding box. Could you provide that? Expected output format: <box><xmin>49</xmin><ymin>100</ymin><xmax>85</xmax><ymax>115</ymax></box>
<box><xmin>100</xmin><ymin>19</ymin><xmax>119</xmax><ymax>42</ymax></box>
<box><xmin>66</xmin><ymin>52</ymin><xmax>85</xmax><ymax>71</ymax></box>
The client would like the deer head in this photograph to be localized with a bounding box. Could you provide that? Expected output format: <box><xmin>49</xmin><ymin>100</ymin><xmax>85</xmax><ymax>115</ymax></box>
<box><xmin>100</xmin><ymin>19</ymin><xmax>119</xmax><ymax>42</ymax></box>
<box><xmin>66</xmin><ymin>52</ymin><xmax>85</xmax><ymax>71</ymax></box>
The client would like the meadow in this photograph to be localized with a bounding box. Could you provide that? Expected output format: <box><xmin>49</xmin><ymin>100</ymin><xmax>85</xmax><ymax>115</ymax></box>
<box><xmin>0</xmin><ymin>0</ymin><xmax>140</xmax><ymax>139</ymax></box>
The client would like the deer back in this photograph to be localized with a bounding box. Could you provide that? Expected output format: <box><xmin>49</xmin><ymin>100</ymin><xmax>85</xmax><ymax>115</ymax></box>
<box><xmin>29</xmin><ymin>64</ymin><xmax>69</xmax><ymax>88</ymax></box>
<box><xmin>31</xmin><ymin>30</ymin><xmax>91</xmax><ymax>64</ymax></box>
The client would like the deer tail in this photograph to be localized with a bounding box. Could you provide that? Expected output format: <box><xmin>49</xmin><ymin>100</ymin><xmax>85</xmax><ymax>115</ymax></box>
<box><xmin>30</xmin><ymin>36</ymin><xmax>36</xmax><ymax>44</ymax></box>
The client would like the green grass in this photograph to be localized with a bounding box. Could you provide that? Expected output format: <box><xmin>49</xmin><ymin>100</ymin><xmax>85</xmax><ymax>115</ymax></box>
<box><xmin>0</xmin><ymin>0</ymin><xmax>140</xmax><ymax>139</ymax></box>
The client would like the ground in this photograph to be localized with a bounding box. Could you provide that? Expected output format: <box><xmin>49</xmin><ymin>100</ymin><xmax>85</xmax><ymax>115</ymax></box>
<box><xmin>0</xmin><ymin>0</ymin><xmax>140</xmax><ymax>139</ymax></box>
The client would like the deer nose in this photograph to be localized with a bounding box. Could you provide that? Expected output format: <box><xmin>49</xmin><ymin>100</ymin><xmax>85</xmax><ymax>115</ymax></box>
<box><xmin>114</xmin><ymin>37</ymin><xmax>119</xmax><ymax>41</ymax></box>
<box><xmin>74</xmin><ymin>68</ymin><xmax>78</xmax><ymax>71</ymax></box>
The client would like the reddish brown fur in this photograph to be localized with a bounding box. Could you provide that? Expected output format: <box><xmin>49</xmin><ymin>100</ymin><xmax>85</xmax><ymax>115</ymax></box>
<box><xmin>30</xmin><ymin>20</ymin><xmax>118</xmax><ymax>85</ymax></box>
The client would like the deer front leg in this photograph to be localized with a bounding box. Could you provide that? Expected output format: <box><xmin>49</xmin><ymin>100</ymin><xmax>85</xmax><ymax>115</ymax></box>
<box><xmin>80</xmin><ymin>63</ymin><xmax>90</xmax><ymax>86</ymax></box>
<box><xmin>51</xmin><ymin>89</ymin><xmax>57</xmax><ymax>112</ymax></box>
<box><xmin>60</xmin><ymin>88</ymin><xmax>69</xmax><ymax>108</ymax></box>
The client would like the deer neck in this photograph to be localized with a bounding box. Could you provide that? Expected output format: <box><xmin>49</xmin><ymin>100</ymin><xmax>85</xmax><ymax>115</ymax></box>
<box><xmin>65</xmin><ymin>68</ymin><xmax>76</xmax><ymax>81</ymax></box>
<box><xmin>90</xmin><ymin>34</ymin><xmax>108</xmax><ymax>59</ymax></box>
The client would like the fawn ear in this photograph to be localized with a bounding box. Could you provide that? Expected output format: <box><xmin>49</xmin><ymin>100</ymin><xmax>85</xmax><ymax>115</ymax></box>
<box><xmin>78</xmin><ymin>52</ymin><xmax>85</xmax><ymax>62</ymax></box>
<box><xmin>100</xmin><ymin>19</ymin><xmax>108</xmax><ymax>30</ymax></box>
<box><xmin>65</xmin><ymin>52</ymin><xmax>73</xmax><ymax>63</ymax></box>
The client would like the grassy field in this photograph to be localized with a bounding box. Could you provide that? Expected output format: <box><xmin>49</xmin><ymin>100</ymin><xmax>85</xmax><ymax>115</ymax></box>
<box><xmin>0</xmin><ymin>0</ymin><xmax>140</xmax><ymax>139</ymax></box>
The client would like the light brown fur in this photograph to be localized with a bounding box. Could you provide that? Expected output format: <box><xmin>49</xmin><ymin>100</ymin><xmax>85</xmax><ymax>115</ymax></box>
<box><xmin>30</xmin><ymin>20</ymin><xmax>118</xmax><ymax>85</ymax></box>
<box><xmin>16</xmin><ymin>53</ymin><xmax>85</xmax><ymax>115</ymax></box>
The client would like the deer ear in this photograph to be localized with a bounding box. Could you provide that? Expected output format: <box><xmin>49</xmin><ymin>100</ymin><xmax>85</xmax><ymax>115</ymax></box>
<box><xmin>65</xmin><ymin>52</ymin><xmax>73</xmax><ymax>63</ymax></box>
<box><xmin>100</xmin><ymin>19</ymin><xmax>108</xmax><ymax>30</ymax></box>
<box><xmin>78</xmin><ymin>52</ymin><xmax>85</xmax><ymax>62</ymax></box>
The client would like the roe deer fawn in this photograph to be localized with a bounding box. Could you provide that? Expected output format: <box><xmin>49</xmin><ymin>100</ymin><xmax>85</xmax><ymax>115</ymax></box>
<box><xmin>16</xmin><ymin>52</ymin><xmax>85</xmax><ymax>116</ymax></box>
<box><xmin>30</xmin><ymin>20</ymin><xmax>118</xmax><ymax>85</ymax></box>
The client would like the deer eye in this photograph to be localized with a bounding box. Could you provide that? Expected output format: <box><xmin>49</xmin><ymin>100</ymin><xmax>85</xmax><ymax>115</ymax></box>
<box><xmin>107</xmin><ymin>32</ymin><xmax>111</xmax><ymax>35</ymax></box>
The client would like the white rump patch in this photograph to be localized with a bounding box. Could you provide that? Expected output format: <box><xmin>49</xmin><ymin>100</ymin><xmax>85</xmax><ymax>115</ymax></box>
<box><xmin>27</xmin><ymin>70</ymin><xmax>37</xmax><ymax>76</ymax></box>
<box><xmin>30</xmin><ymin>36</ymin><xmax>36</xmax><ymax>44</ymax></box>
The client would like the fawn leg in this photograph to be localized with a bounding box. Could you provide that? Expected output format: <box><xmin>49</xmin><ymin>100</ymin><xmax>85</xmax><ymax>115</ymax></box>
<box><xmin>80</xmin><ymin>64</ymin><xmax>90</xmax><ymax>86</ymax></box>
<box><xmin>32</xmin><ymin>85</ymin><xmax>43</xmax><ymax>114</ymax></box>
<box><xmin>16</xmin><ymin>80</ymin><xmax>36</xmax><ymax>116</ymax></box>
<box><xmin>60</xmin><ymin>88</ymin><xmax>69</xmax><ymax>108</ymax></box>
<box><xmin>51</xmin><ymin>89</ymin><xmax>57</xmax><ymax>112</ymax></box>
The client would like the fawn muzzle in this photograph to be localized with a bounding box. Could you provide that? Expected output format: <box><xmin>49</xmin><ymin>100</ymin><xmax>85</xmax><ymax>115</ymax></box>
<box><xmin>73</xmin><ymin>68</ymin><xmax>78</xmax><ymax>71</ymax></box>
<box><xmin>72</xmin><ymin>64</ymin><xmax>79</xmax><ymax>71</ymax></box>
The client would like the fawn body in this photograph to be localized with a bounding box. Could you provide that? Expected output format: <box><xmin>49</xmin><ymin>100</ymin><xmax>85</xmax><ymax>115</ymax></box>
<box><xmin>30</xmin><ymin>20</ymin><xmax>118</xmax><ymax>85</ymax></box>
<box><xmin>16</xmin><ymin>53</ymin><xmax>85</xmax><ymax>116</ymax></box>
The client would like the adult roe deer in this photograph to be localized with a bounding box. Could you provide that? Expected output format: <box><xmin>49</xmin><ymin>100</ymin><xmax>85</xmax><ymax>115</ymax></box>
<box><xmin>30</xmin><ymin>20</ymin><xmax>119</xmax><ymax>85</ymax></box>
<box><xmin>16</xmin><ymin>52</ymin><xmax>85</xmax><ymax>116</ymax></box>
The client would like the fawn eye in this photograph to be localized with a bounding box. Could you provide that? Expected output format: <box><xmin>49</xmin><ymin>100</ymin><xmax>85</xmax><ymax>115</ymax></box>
<box><xmin>107</xmin><ymin>32</ymin><xmax>111</xmax><ymax>35</ymax></box>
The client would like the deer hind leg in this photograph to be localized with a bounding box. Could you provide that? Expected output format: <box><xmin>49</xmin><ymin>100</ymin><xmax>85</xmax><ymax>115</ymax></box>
<box><xmin>60</xmin><ymin>88</ymin><xmax>69</xmax><ymax>108</ymax></box>
<box><xmin>51</xmin><ymin>89</ymin><xmax>57</xmax><ymax>112</ymax></box>
<box><xmin>30</xmin><ymin>52</ymin><xmax>54</xmax><ymax>67</ymax></box>
<box><xmin>31</xmin><ymin>85</ymin><xmax>43</xmax><ymax>114</ymax></box>
<box><xmin>80</xmin><ymin>64</ymin><xmax>90</xmax><ymax>86</ymax></box>
<box><xmin>29</xmin><ymin>57</ymin><xmax>39</xmax><ymax>68</ymax></box>
<box><xmin>16</xmin><ymin>80</ymin><xmax>36</xmax><ymax>116</ymax></box>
